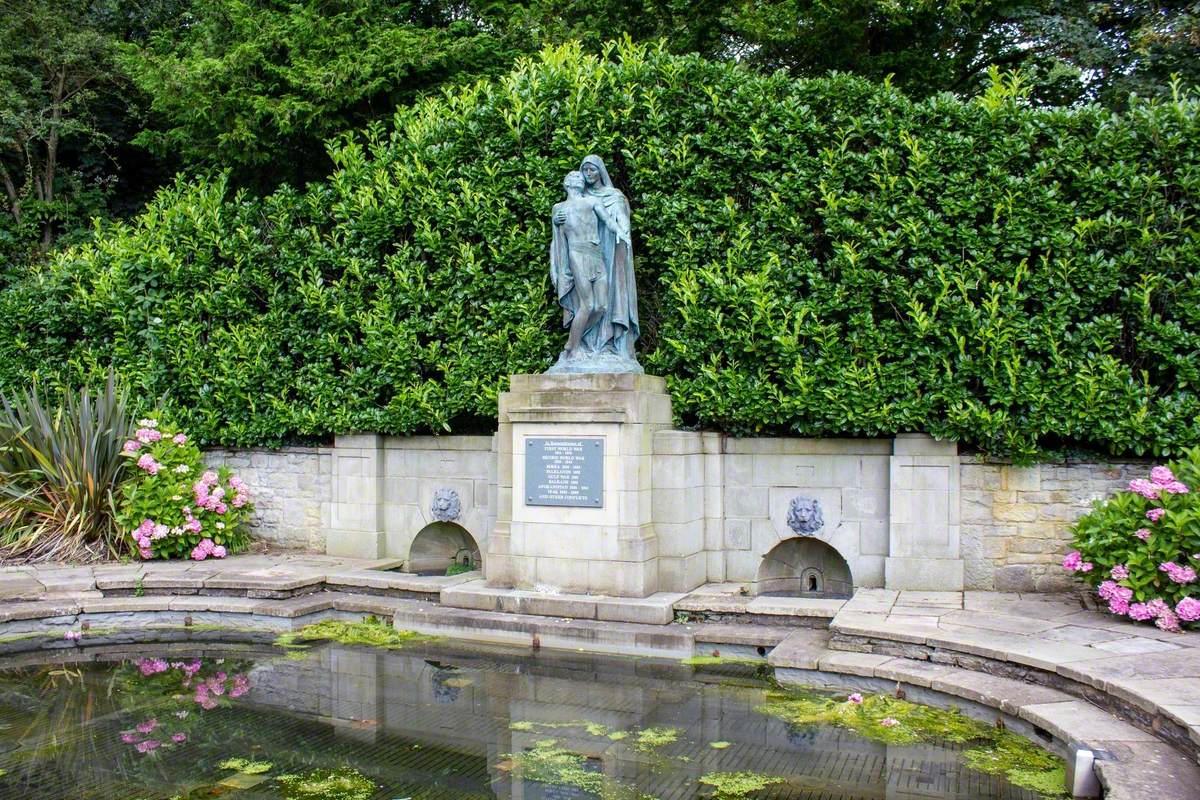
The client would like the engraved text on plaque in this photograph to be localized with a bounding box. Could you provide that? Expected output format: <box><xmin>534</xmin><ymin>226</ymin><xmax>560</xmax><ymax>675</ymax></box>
<box><xmin>525</xmin><ymin>437</ymin><xmax>604</xmax><ymax>507</ymax></box>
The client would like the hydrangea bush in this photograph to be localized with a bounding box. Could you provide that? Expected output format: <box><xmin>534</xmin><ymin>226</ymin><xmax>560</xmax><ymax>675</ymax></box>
<box><xmin>116</xmin><ymin>419</ymin><xmax>254</xmax><ymax>560</ymax></box>
<box><xmin>1065</xmin><ymin>447</ymin><xmax>1200</xmax><ymax>631</ymax></box>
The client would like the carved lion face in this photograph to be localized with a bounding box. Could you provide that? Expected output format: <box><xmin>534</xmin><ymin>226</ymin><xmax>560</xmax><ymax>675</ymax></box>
<box><xmin>787</xmin><ymin>496</ymin><xmax>824</xmax><ymax>534</ymax></box>
<box><xmin>430</xmin><ymin>488</ymin><xmax>461</xmax><ymax>522</ymax></box>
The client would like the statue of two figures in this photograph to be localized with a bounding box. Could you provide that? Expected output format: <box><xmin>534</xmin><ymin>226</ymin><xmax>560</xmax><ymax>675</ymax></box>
<box><xmin>548</xmin><ymin>155</ymin><xmax>642</xmax><ymax>374</ymax></box>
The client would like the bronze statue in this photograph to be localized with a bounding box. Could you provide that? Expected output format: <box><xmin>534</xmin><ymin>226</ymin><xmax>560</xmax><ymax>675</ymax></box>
<box><xmin>548</xmin><ymin>155</ymin><xmax>642</xmax><ymax>373</ymax></box>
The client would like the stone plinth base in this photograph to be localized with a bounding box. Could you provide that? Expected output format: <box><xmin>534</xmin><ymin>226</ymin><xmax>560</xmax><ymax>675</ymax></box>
<box><xmin>485</xmin><ymin>373</ymin><xmax>673</xmax><ymax>597</ymax></box>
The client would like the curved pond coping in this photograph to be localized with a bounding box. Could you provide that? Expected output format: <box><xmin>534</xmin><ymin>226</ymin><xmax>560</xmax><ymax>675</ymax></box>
<box><xmin>0</xmin><ymin>573</ymin><xmax>1197</xmax><ymax>799</ymax></box>
<box><xmin>0</xmin><ymin>597</ymin><xmax>1195</xmax><ymax>796</ymax></box>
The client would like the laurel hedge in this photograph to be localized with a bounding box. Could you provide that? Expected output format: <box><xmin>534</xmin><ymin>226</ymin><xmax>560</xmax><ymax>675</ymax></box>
<box><xmin>1</xmin><ymin>42</ymin><xmax>1197</xmax><ymax>459</ymax></box>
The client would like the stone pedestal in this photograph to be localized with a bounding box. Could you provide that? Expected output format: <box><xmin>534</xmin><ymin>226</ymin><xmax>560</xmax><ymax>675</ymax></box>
<box><xmin>485</xmin><ymin>373</ymin><xmax>673</xmax><ymax>597</ymax></box>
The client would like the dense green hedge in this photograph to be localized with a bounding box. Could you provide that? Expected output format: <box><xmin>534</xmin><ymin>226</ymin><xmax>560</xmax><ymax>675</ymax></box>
<box><xmin>2</xmin><ymin>42</ymin><xmax>1198</xmax><ymax>458</ymax></box>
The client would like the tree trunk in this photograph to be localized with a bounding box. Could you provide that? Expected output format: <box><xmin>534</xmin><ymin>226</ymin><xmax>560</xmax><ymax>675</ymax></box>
<box><xmin>39</xmin><ymin>68</ymin><xmax>65</xmax><ymax>251</ymax></box>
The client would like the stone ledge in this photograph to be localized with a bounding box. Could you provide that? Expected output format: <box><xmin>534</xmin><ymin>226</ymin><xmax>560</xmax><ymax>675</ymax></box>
<box><xmin>441</xmin><ymin>580</ymin><xmax>682</xmax><ymax>624</ymax></box>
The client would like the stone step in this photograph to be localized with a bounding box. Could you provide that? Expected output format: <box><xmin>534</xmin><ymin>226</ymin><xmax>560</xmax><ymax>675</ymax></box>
<box><xmin>440</xmin><ymin>579</ymin><xmax>684</xmax><ymax>625</ymax></box>
<box><xmin>390</xmin><ymin>600</ymin><xmax>692</xmax><ymax>658</ymax></box>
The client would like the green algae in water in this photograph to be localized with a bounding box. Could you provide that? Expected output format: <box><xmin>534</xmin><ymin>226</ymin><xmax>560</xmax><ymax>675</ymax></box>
<box><xmin>276</xmin><ymin>767</ymin><xmax>375</xmax><ymax>800</ymax></box>
<box><xmin>274</xmin><ymin>617</ymin><xmax>431</xmax><ymax>650</ymax></box>
<box><xmin>505</xmin><ymin>739</ymin><xmax>647</xmax><ymax>800</ymax></box>
<box><xmin>760</xmin><ymin>690</ymin><xmax>1068</xmax><ymax>798</ymax></box>
<box><xmin>634</xmin><ymin>726</ymin><xmax>679</xmax><ymax>751</ymax></box>
<box><xmin>680</xmin><ymin>656</ymin><xmax>763</xmax><ymax>667</ymax></box>
<box><xmin>699</xmin><ymin>771</ymin><xmax>784</xmax><ymax>797</ymax></box>
<box><xmin>510</xmin><ymin>721</ymin><xmax>536</xmax><ymax>731</ymax></box>
<box><xmin>218</xmin><ymin>757</ymin><xmax>273</xmax><ymax>774</ymax></box>
<box><xmin>709</xmin><ymin>741</ymin><xmax>731</xmax><ymax>749</ymax></box>
<box><xmin>964</xmin><ymin>730</ymin><xmax>1070</xmax><ymax>798</ymax></box>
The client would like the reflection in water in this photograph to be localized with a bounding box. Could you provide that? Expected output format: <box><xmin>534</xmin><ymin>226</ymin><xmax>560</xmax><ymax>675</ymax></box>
<box><xmin>0</xmin><ymin>639</ymin><xmax>1046</xmax><ymax>800</ymax></box>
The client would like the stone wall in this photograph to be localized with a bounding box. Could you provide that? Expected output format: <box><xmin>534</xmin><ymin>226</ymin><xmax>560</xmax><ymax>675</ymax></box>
<box><xmin>203</xmin><ymin>447</ymin><xmax>330</xmax><ymax>551</ymax></box>
<box><xmin>205</xmin><ymin>437</ymin><xmax>1154</xmax><ymax>595</ymax></box>
<box><xmin>960</xmin><ymin>458</ymin><xmax>1148</xmax><ymax>592</ymax></box>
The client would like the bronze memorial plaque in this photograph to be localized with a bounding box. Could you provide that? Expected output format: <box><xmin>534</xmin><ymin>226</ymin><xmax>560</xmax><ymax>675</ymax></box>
<box><xmin>525</xmin><ymin>437</ymin><xmax>604</xmax><ymax>507</ymax></box>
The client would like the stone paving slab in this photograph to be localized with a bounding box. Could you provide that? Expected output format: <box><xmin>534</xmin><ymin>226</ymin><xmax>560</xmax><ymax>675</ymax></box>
<box><xmin>1094</xmin><ymin>740</ymin><xmax>1200</xmax><ymax>800</ymax></box>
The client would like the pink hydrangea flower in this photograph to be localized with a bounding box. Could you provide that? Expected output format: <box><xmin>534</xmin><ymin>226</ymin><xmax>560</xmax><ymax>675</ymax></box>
<box><xmin>1164</xmin><ymin>481</ymin><xmax>1190</xmax><ymax>495</ymax></box>
<box><xmin>186</xmin><ymin>518</ymin><xmax>202</xmax><ymax>533</ymax></box>
<box><xmin>172</xmin><ymin>433</ymin><xmax>187</xmax><ymax>445</ymax></box>
<box><xmin>1156</xmin><ymin>610</ymin><xmax>1182</xmax><ymax>632</ymax></box>
<box><xmin>1128</xmin><ymin>602</ymin><xmax>1156</xmax><ymax>621</ymax></box>
<box><xmin>211</xmin><ymin>545</ymin><xmax>227</xmax><ymax>558</ymax></box>
<box><xmin>190</xmin><ymin>546</ymin><xmax>208</xmax><ymax>561</ymax></box>
<box><xmin>847</xmin><ymin>693</ymin><xmax>863</xmax><ymax>705</ymax></box>
<box><xmin>136</xmin><ymin>453</ymin><xmax>160</xmax><ymax>475</ymax></box>
<box><xmin>122</xmin><ymin>440</ymin><xmax>141</xmax><ymax>453</ymax></box>
<box><xmin>1062</xmin><ymin>551</ymin><xmax>1091</xmax><ymax>572</ymax></box>
<box><xmin>171</xmin><ymin>732</ymin><xmax>187</xmax><ymax>743</ymax></box>
<box><xmin>64</xmin><ymin>630</ymin><xmax>82</xmax><ymax>641</ymax></box>
<box><xmin>1108</xmin><ymin>595</ymin><xmax>1131</xmax><ymax>615</ymax></box>
<box><xmin>135</xmin><ymin>718</ymin><xmax>158</xmax><ymax>734</ymax></box>
<box><xmin>1129</xmin><ymin>478</ymin><xmax>1161</xmax><ymax>499</ymax></box>
<box><xmin>135</xmin><ymin>739</ymin><xmax>160</xmax><ymax>753</ymax></box>
<box><xmin>135</xmin><ymin>427</ymin><xmax>162</xmax><ymax>444</ymax></box>
<box><xmin>1176</xmin><ymin>597</ymin><xmax>1200</xmax><ymax>622</ymax></box>
<box><xmin>1146</xmin><ymin>508</ymin><xmax>1166</xmax><ymax>522</ymax></box>
<box><xmin>152</xmin><ymin>523</ymin><xmax>169</xmax><ymax>540</ymax></box>
<box><xmin>229</xmin><ymin>476</ymin><xmax>244</xmax><ymax>490</ymax></box>
<box><xmin>1160</xmin><ymin>562</ymin><xmax>1197</xmax><ymax>584</ymax></box>
<box><xmin>1150</xmin><ymin>466</ymin><xmax>1176</xmax><ymax>486</ymax></box>
<box><xmin>1110</xmin><ymin>565</ymin><xmax>1129</xmax><ymax>580</ymax></box>
<box><xmin>201</xmin><ymin>470</ymin><xmax>218</xmax><ymax>485</ymax></box>
<box><xmin>120</xmin><ymin>732</ymin><xmax>138</xmax><ymax>744</ymax></box>
<box><xmin>1135</xmin><ymin>528</ymin><xmax>1152</xmax><ymax>541</ymax></box>
<box><xmin>879</xmin><ymin>718</ymin><xmax>899</xmax><ymax>728</ymax></box>
<box><xmin>232</xmin><ymin>493</ymin><xmax>249</xmax><ymax>508</ymax></box>
<box><xmin>139</xmin><ymin>546</ymin><xmax>154</xmax><ymax>559</ymax></box>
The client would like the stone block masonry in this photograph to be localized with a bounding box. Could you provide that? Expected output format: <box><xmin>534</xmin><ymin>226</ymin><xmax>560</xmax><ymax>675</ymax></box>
<box><xmin>204</xmin><ymin>447</ymin><xmax>331</xmax><ymax>551</ymax></box>
<box><xmin>960</xmin><ymin>459</ymin><xmax>1150</xmax><ymax>592</ymax></box>
<box><xmin>204</xmin><ymin>436</ymin><xmax>1154</xmax><ymax>595</ymax></box>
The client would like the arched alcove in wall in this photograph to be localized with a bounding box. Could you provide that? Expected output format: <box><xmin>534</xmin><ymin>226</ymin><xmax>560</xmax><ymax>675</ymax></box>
<box><xmin>408</xmin><ymin>522</ymin><xmax>481</xmax><ymax>575</ymax></box>
<box><xmin>757</xmin><ymin>537</ymin><xmax>853</xmax><ymax>598</ymax></box>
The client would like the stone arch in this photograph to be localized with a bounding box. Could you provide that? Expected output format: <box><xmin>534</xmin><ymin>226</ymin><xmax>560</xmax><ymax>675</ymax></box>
<box><xmin>407</xmin><ymin>521</ymin><xmax>481</xmax><ymax>575</ymax></box>
<box><xmin>756</xmin><ymin>537</ymin><xmax>853</xmax><ymax>598</ymax></box>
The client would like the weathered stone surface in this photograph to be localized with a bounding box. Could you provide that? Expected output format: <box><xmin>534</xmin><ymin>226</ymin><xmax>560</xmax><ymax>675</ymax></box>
<box><xmin>1094</xmin><ymin>741</ymin><xmax>1200</xmax><ymax>800</ymax></box>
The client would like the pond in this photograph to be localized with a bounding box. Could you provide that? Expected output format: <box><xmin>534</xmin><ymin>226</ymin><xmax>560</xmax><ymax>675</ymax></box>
<box><xmin>0</xmin><ymin>632</ymin><xmax>1064</xmax><ymax>800</ymax></box>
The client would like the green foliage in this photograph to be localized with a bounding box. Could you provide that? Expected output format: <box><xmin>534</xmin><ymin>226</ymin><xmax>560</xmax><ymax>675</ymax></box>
<box><xmin>120</xmin><ymin>0</ymin><xmax>530</xmax><ymax>187</ymax></box>
<box><xmin>275</xmin><ymin>768</ymin><xmax>375</xmax><ymax>800</ymax></box>
<box><xmin>274</xmin><ymin>617</ymin><xmax>430</xmax><ymax>650</ymax></box>
<box><xmin>445</xmin><ymin>561</ymin><xmax>474</xmax><ymax>576</ymax></box>
<box><xmin>1067</xmin><ymin>450</ymin><xmax>1200</xmax><ymax>627</ymax></box>
<box><xmin>115</xmin><ymin>418</ymin><xmax>254</xmax><ymax>559</ymax></box>
<box><xmin>2</xmin><ymin>42</ymin><xmax>1198</xmax><ymax>458</ymax></box>
<box><xmin>698</xmin><ymin>771</ymin><xmax>784</xmax><ymax>798</ymax></box>
<box><xmin>0</xmin><ymin>374</ymin><xmax>132</xmax><ymax>561</ymax></box>
<box><xmin>759</xmin><ymin>689</ymin><xmax>1067</xmax><ymax>797</ymax></box>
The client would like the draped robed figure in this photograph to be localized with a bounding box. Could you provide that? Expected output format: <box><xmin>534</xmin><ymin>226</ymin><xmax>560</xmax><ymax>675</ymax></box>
<box><xmin>548</xmin><ymin>154</ymin><xmax>642</xmax><ymax>374</ymax></box>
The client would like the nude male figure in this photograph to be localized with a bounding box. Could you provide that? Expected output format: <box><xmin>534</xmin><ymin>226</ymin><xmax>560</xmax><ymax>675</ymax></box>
<box><xmin>551</xmin><ymin>170</ymin><xmax>627</xmax><ymax>359</ymax></box>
